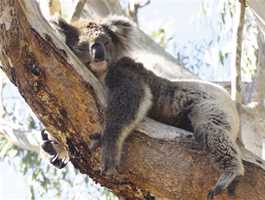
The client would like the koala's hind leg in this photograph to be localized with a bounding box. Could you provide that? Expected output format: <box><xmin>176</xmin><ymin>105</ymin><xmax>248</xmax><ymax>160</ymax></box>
<box><xmin>193</xmin><ymin>124</ymin><xmax>244</xmax><ymax>199</ymax></box>
<box><xmin>40</xmin><ymin>130</ymin><xmax>69</xmax><ymax>169</ymax></box>
<box><xmin>190</xmin><ymin>102</ymin><xmax>244</xmax><ymax>199</ymax></box>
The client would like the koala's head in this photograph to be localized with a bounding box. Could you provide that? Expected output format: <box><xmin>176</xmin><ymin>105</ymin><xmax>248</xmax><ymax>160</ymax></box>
<box><xmin>53</xmin><ymin>17</ymin><xmax>134</xmax><ymax>79</ymax></box>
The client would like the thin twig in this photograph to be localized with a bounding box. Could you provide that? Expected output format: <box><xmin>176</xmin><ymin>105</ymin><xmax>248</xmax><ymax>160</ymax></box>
<box><xmin>232</xmin><ymin>0</ymin><xmax>246</xmax><ymax>143</ymax></box>
<box><xmin>232</xmin><ymin>0</ymin><xmax>246</xmax><ymax>103</ymax></box>
<box><xmin>251</xmin><ymin>29</ymin><xmax>265</xmax><ymax>105</ymax></box>
<box><xmin>127</xmin><ymin>0</ymin><xmax>151</xmax><ymax>24</ymax></box>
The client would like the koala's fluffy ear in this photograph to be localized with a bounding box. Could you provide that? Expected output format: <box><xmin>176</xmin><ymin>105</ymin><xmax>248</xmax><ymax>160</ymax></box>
<box><xmin>101</xmin><ymin>16</ymin><xmax>135</xmax><ymax>43</ymax></box>
<box><xmin>51</xmin><ymin>18</ymin><xmax>79</xmax><ymax>48</ymax></box>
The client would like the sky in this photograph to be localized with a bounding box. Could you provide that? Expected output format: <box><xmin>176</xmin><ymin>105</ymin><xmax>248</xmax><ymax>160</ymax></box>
<box><xmin>0</xmin><ymin>162</ymin><xmax>28</xmax><ymax>199</ymax></box>
<box><xmin>138</xmin><ymin>0</ymin><xmax>207</xmax><ymax>45</ymax></box>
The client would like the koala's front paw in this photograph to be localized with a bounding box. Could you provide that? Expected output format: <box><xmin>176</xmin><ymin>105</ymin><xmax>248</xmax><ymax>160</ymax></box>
<box><xmin>101</xmin><ymin>142</ymin><xmax>121</xmax><ymax>176</ymax></box>
<box><xmin>40</xmin><ymin>130</ymin><xmax>69</xmax><ymax>169</ymax></box>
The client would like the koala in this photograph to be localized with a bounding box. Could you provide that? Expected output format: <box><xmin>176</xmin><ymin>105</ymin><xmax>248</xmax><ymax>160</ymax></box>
<box><xmin>41</xmin><ymin>16</ymin><xmax>244</xmax><ymax>199</ymax></box>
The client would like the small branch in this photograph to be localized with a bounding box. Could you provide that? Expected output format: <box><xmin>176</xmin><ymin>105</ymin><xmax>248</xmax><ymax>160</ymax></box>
<box><xmin>232</xmin><ymin>0</ymin><xmax>246</xmax><ymax>144</ymax></box>
<box><xmin>0</xmin><ymin>130</ymin><xmax>39</xmax><ymax>153</ymax></box>
<box><xmin>251</xmin><ymin>29</ymin><xmax>265</xmax><ymax>106</ymax></box>
<box><xmin>127</xmin><ymin>0</ymin><xmax>151</xmax><ymax>24</ymax></box>
<box><xmin>139</xmin><ymin>0</ymin><xmax>151</xmax><ymax>8</ymax></box>
<box><xmin>231</xmin><ymin>0</ymin><xmax>246</xmax><ymax>104</ymax></box>
<box><xmin>71</xmin><ymin>0</ymin><xmax>87</xmax><ymax>23</ymax></box>
<box><xmin>48</xmin><ymin>0</ymin><xmax>62</xmax><ymax>16</ymax></box>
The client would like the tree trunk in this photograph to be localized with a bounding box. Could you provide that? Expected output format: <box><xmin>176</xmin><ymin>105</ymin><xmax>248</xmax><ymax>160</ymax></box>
<box><xmin>0</xmin><ymin>1</ymin><xmax>264</xmax><ymax>200</ymax></box>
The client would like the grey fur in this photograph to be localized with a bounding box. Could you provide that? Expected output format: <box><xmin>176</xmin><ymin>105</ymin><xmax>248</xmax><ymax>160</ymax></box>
<box><xmin>54</xmin><ymin>16</ymin><xmax>244</xmax><ymax>199</ymax></box>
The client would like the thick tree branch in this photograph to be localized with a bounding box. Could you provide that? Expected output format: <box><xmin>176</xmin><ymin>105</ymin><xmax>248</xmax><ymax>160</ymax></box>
<box><xmin>0</xmin><ymin>1</ymin><xmax>264</xmax><ymax>200</ymax></box>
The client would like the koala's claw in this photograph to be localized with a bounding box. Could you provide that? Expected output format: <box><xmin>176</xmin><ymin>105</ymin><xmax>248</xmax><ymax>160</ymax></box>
<box><xmin>227</xmin><ymin>176</ymin><xmax>240</xmax><ymax>197</ymax></box>
<box><xmin>207</xmin><ymin>185</ymin><xmax>223</xmax><ymax>200</ymax></box>
<box><xmin>40</xmin><ymin>130</ymin><xmax>69</xmax><ymax>169</ymax></box>
<box><xmin>207</xmin><ymin>190</ymin><xmax>214</xmax><ymax>200</ymax></box>
<box><xmin>41</xmin><ymin>129</ymin><xmax>49</xmax><ymax>140</ymax></box>
<box><xmin>50</xmin><ymin>154</ymin><xmax>68</xmax><ymax>169</ymax></box>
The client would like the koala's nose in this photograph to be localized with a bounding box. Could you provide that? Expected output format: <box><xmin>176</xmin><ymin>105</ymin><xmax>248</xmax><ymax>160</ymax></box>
<box><xmin>91</xmin><ymin>43</ymin><xmax>105</xmax><ymax>62</ymax></box>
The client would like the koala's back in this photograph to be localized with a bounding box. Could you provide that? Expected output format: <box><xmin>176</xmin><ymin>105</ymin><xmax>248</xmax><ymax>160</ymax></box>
<box><xmin>144</xmin><ymin>75</ymin><xmax>239</xmax><ymax>141</ymax></box>
<box><xmin>187</xmin><ymin>81</ymin><xmax>239</xmax><ymax>140</ymax></box>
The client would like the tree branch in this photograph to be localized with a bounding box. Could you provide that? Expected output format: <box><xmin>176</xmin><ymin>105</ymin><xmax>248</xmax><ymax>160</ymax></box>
<box><xmin>127</xmin><ymin>0</ymin><xmax>151</xmax><ymax>24</ymax></box>
<box><xmin>231</xmin><ymin>0</ymin><xmax>245</xmax><ymax>104</ymax></box>
<box><xmin>71</xmin><ymin>0</ymin><xmax>87</xmax><ymax>23</ymax></box>
<box><xmin>0</xmin><ymin>1</ymin><xmax>264</xmax><ymax>199</ymax></box>
<box><xmin>231</xmin><ymin>0</ymin><xmax>246</xmax><ymax>145</ymax></box>
<box><xmin>251</xmin><ymin>29</ymin><xmax>265</xmax><ymax>105</ymax></box>
<box><xmin>48</xmin><ymin>0</ymin><xmax>62</xmax><ymax>16</ymax></box>
<box><xmin>0</xmin><ymin>129</ymin><xmax>39</xmax><ymax>153</ymax></box>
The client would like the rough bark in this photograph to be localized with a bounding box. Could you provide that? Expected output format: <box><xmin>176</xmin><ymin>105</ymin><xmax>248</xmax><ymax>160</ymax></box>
<box><xmin>0</xmin><ymin>1</ymin><xmax>265</xmax><ymax>200</ymax></box>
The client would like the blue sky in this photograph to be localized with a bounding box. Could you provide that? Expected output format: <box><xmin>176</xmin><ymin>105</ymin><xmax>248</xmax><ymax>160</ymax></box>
<box><xmin>139</xmin><ymin>0</ymin><xmax>205</xmax><ymax>45</ymax></box>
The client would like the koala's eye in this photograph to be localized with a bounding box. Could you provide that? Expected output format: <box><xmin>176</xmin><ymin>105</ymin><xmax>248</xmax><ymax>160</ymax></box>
<box><xmin>91</xmin><ymin>43</ymin><xmax>105</xmax><ymax>61</ymax></box>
